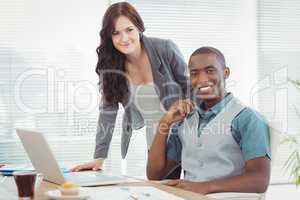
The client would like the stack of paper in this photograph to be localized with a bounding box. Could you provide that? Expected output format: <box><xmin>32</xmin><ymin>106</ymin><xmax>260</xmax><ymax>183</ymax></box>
<box><xmin>207</xmin><ymin>192</ymin><xmax>264</xmax><ymax>200</ymax></box>
<box><xmin>87</xmin><ymin>186</ymin><xmax>184</xmax><ymax>200</ymax></box>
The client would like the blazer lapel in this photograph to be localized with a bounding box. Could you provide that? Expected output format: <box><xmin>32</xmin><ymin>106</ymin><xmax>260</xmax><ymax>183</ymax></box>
<box><xmin>142</xmin><ymin>35</ymin><xmax>165</xmax><ymax>78</ymax></box>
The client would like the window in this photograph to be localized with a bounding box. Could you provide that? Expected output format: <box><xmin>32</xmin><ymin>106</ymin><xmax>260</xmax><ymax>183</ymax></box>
<box><xmin>0</xmin><ymin>0</ymin><xmax>109</xmax><ymax>168</ymax></box>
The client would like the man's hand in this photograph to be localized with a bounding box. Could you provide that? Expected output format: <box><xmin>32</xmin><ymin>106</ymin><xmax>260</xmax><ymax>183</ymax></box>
<box><xmin>71</xmin><ymin>159</ymin><xmax>104</xmax><ymax>172</ymax></box>
<box><xmin>160</xmin><ymin>99</ymin><xmax>195</xmax><ymax>128</ymax></box>
<box><xmin>166</xmin><ymin>179</ymin><xmax>211</xmax><ymax>194</ymax></box>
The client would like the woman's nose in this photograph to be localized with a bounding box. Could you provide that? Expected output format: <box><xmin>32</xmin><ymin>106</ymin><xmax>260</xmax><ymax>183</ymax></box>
<box><xmin>120</xmin><ymin>32</ymin><xmax>129</xmax><ymax>42</ymax></box>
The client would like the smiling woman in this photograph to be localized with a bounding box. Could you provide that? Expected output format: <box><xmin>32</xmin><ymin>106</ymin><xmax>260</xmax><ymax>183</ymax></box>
<box><xmin>72</xmin><ymin>1</ymin><xmax>189</xmax><ymax>174</ymax></box>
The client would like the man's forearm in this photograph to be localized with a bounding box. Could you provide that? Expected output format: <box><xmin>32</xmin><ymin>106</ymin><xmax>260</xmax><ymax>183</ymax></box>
<box><xmin>147</xmin><ymin>122</ymin><xmax>170</xmax><ymax>180</ymax></box>
<box><xmin>205</xmin><ymin>170</ymin><xmax>270</xmax><ymax>194</ymax></box>
<box><xmin>206</xmin><ymin>157</ymin><xmax>270</xmax><ymax>194</ymax></box>
<box><xmin>171</xmin><ymin>170</ymin><xmax>270</xmax><ymax>195</ymax></box>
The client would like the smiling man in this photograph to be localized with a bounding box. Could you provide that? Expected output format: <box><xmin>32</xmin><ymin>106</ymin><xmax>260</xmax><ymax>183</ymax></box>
<box><xmin>147</xmin><ymin>47</ymin><xmax>271</xmax><ymax>194</ymax></box>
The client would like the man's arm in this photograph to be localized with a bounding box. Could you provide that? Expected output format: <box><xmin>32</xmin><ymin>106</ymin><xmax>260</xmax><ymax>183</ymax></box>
<box><xmin>168</xmin><ymin>156</ymin><xmax>270</xmax><ymax>194</ymax></box>
<box><xmin>147</xmin><ymin>99</ymin><xmax>194</xmax><ymax>180</ymax></box>
<box><xmin>208</xmin><ymin>156</ymin><xmax>270</xmax><ymax>193</ymax></box>
<box><xmin>146</xmin><ymin>120</ymin><xmax>178</xmax><ymax>180</ymax></box>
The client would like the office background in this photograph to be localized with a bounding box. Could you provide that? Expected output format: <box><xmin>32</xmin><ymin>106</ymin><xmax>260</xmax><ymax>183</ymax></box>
<box><xmin>0</xmin><ymin>0</ymin><xmax>300</xmax><ymax>189</ymax></box>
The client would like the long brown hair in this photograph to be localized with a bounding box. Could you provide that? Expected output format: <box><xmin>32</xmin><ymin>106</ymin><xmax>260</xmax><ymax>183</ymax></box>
<box><xmin>95</xmin><ymin>2</ymin><xmax>145</xmax><ymax>104</ymax></box>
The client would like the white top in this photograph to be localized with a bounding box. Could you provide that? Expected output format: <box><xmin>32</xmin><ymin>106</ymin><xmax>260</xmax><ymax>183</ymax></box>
<box><xmin>131</xmin><ymin>83</ymin><xmax>166</xmax><ymax>148</ymax></box>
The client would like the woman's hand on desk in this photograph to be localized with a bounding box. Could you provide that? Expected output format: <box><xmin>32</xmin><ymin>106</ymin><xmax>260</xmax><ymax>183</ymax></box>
<box><xmin>71</xmin><ymin>159</ymin><xmax>104</xmax><ymax>172</ymax></box>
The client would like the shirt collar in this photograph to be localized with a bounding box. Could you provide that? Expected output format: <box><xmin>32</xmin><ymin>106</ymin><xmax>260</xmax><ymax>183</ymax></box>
<box><xmin>197</xmin><ymin>93</ymin><xmax>234</xmax><ymax>117</ymax></box>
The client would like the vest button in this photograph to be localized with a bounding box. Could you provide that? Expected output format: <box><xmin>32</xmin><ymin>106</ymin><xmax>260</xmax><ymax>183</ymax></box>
<box><xmin>197</xmin><ymin>142</ymin><xmax>202</xmax><ymax>147</ymax></box>
<box><xmin>199</xmin><ymin>161</ymin><xmax>204</xmax><ymax>167</ymax></box>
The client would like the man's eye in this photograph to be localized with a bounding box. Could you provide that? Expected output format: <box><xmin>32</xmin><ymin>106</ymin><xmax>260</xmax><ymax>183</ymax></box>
<box><xmin>207</xmin><ymin>69</ymin><xmax>214</xmax><ymax>73</ymax></box>
<box><xmin>190</xmin><ymin>71</ymin><xmax>197</xmax><ymax>76</ymax></box>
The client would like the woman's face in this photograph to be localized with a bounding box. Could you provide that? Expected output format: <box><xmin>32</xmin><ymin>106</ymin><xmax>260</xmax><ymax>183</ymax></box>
<box><xmin>111</xmin><ymin>16</ymin><xmax>141</xmax><ymax>55</ymax></box>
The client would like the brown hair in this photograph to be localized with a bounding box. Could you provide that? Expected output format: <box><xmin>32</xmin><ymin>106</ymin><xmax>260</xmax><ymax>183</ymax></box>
<box><xmin>95</xmin><ymin>2</ymin><xmax>145</xmax><ymax>103</ymax></box>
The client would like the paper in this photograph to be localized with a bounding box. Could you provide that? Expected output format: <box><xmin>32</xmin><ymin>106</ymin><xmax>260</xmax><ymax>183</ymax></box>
<box><xmin>87</xmin><ymin>186</ymin><xmax>184</xmax><ymax>200</ymax></box>
<box><xmin>0</xmin><ymin>163</ymin><xmax>70</xmax><ymax>176</ymax></box>
<box><xmin>207</xmin><ymin>192</ymin><xmax>262</xmax><ymax>200</ymax></box>
<box><xmin>0</xmin><ymin>164</ymin><xmax>34</xmax><ymax>176</ymax></box>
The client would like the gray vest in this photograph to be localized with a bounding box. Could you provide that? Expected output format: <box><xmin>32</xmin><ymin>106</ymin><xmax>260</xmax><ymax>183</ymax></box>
<box><xmin>178</xmin><ymin>98</ymin><xmax>246</xmax><ymax>182</ymax></box>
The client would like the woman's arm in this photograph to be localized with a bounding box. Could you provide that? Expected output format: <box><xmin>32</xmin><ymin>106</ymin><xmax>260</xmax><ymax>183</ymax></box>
<box><xmin>166</xmin><ymin>40</ymin><xmax>190</xmax><ymax>98</ymax></box>
<box><xmin>72</xmin><ymin>96</ymin><xmax>119</xmax><ymax>172</ymax></box>
<box><xmin>94</xmin><ymin>97</ymin><xmax>119</xmax><ymax>159</ymax></box>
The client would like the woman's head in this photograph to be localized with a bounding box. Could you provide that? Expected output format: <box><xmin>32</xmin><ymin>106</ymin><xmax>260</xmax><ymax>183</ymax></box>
<box><xmin>96</xmin><ymin>2</ymin><xmax>145</xmax><ymax>103</ymax></box>
<box><xmin>101</xmin><ymin>2</ymin><xmax>145</xmax><ymax>55</ymax></box>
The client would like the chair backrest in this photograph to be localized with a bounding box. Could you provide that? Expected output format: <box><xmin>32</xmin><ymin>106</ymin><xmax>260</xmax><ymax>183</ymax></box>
<box><xmin>268</xmin><ymin>121</ymin><xmax>283</xmax><ymax>165</ymax></box>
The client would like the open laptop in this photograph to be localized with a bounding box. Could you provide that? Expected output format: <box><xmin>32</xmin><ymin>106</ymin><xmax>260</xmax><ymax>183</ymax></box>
<box><xmin>16</xmin><ymin>128</ymin><xmax>128</xmax><ymax>186</ymax></box>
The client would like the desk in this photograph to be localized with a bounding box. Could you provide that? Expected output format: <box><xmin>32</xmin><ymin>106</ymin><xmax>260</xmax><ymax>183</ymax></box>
<box><xmin>0</xmin><ymin>176</ymin><xmax>215</xmax><ymax>200</ymax></box>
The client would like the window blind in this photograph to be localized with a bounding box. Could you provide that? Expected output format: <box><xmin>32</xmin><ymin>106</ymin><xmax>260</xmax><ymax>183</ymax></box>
<box><xmin>256</xmin><ymin>0</ymin><xmax>300</xmax><ymax>184</ymax></box>
<box><xmin>0</xmin><ymin>0</ymin><xmax>115</xmax><ymax>170</ymax></box>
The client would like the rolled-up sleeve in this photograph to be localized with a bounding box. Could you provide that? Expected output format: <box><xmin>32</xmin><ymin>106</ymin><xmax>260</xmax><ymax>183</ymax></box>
<box><xmin>232</xmin><ymin>108</ymin><xmax>271</xmax><ymax>161</ymax></box>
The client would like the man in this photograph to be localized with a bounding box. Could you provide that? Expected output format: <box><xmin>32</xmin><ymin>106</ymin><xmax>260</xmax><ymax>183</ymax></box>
<box><xmin>147</xmin><ymin>47</ymin><xmax>271</xmax><ymax>194</ymax></box>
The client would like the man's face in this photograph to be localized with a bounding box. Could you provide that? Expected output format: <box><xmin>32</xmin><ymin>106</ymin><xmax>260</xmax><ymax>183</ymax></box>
<box><xmin>189</xmin><ymin>53</ymin><xmax>229</xmax><ymax>105</ymax></box>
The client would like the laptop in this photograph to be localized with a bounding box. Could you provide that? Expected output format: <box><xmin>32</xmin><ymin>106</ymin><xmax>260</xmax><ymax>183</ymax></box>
<box><xmin>16</xmin><ymin>128</ymin><xmax>128</xmax><ymax>186</ymax></box>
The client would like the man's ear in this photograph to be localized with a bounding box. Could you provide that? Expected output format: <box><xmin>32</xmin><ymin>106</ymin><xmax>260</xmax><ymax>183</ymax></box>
<box><xmin>224</xmin><ymin>67</ymin><xmax>230</xmax><ymax>79</ymax></box>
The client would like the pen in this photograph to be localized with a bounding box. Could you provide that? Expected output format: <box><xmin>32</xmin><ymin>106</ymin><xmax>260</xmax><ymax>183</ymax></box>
<box><xmin>129</xmin><ymin>195</ymin><xmax>139</xmax><ymax>200</ymax></box>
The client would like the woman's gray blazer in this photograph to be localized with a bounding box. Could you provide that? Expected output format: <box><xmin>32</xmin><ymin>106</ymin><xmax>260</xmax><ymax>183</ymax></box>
<box><xmin>94</xmin><ymin>35</ymin><xmax>189</xmax><ymax>159</ymax></box>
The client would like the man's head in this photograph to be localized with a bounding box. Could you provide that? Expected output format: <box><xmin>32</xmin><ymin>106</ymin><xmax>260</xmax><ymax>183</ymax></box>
<box><xmin>189</xmin><ymin>46</ymin><xmax>230</xmax><ymax>108</ymax></box>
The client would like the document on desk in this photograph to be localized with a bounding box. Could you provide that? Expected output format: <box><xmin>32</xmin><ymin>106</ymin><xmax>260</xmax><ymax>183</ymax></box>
<box><xmin>88</xmin><ymin>186</ymin><xmax>184</xmax><ymax>200</ymax></box>
<box><xmin>0</xmin><ymin>164</ymin><xmax>34</xmax><ymax>176</ymax></box>
<box><xmin>207</xmin><ymin>192</ymin><xmax>262</xmax><ymax>200</ymax></box>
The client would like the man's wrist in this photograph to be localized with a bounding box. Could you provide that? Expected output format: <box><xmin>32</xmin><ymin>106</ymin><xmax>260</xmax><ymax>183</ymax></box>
<box><xmin>158</xmin><ymin>119</ymin><xmax>171</xmax><ymax>134</ymax></box>
<box><xmin>204</xmin><ymin>181</ymin><xmax>216</xmax><ymax>194</ymax></box>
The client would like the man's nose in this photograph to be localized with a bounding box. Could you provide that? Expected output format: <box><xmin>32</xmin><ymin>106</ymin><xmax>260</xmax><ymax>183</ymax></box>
<box><xmin>196</xmin><ymin>71</ymin><xmax>209</xmax><ymax>83</ymax></box>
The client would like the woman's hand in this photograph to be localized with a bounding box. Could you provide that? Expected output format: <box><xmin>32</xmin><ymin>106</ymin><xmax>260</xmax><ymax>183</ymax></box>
<box><xmin>71</xmin><ymin>159</ymin><xmax>104</xmax><ymax>172</ymax></box>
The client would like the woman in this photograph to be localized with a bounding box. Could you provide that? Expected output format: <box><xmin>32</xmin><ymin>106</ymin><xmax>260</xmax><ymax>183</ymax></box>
<box><xmin>72</xmin><ymin>2</ymin><xmax>188</xmax><ymax>172</ymax></box>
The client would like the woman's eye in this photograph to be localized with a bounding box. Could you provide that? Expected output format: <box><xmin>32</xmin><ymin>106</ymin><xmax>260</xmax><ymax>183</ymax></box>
<box><xmin>112</xmin><ymin>31</ymin><xmax>119</xmax><ymax>36</ymax></box>
<box><xmin>127</xmin><ymin>28</ymin><xmax>133</xmax><ymax>32</ymax></box>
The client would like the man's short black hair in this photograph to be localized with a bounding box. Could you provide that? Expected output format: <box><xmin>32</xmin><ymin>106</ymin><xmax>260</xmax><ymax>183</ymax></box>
<box><xmin>191</xmin><ymin>46</ymin><xmax>226</xmax><ymax>68</ymax></box>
